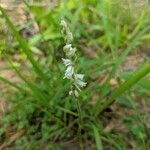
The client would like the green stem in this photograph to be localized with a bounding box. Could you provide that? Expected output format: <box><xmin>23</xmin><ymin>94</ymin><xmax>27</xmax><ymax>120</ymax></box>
<box><xmin>74</xmin><ymin>97</ymin><xmax>83</xmax><ymax>150</ymax></box>
<box><xmin>99</xmin><ymin>61</ymin><xmax>150</xmax><ymax>114</ymax></box>
<box><xmin>77</xmin><ymin>98</ymin><xmax>82</xmax><ymax>126</ymax></box>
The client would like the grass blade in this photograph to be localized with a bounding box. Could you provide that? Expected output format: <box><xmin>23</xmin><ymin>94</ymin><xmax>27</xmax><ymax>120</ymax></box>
<box><xmin>93</xmin><ymin>25</ymin><xmax>150</xmax><ymax>117</ymax></box>
<box><xmin>99</xmin><ymin>61</ymin><xmax>150</xmax><ymax>113</ymax></box>
<box><xmin>0</xmin><ymin>6</ymin><xmax>51</xmax><ymax>92</ymax></box>
<box><xmin>0</xmin><ymin>76</ymin><xmax>25</xmax><ymax>91</ymax></box>
<box><xmin>93</xmin><ymin>125</ymin><xmax>103</xmax><ymax>150</ymax></box>
<box><xmin>7</xmin><ymin>58</ymin><xmax>49</xmax><ymax>104</ymax></box>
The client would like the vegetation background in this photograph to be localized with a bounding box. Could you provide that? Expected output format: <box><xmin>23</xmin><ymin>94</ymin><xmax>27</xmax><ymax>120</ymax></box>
<box><xmin>0</xmin><ymin>0</ymin><xmax>150</xmax><ymax>149</ymax></box>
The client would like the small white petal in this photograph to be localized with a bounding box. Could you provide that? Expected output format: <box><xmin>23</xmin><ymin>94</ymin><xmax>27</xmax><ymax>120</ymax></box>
<box><xmin>64</xmin><ymin>66</ymin><xmax>74</xmax><ymax>79</ymax></box>
<box><xmin>60</xmin><ymin>20</ymin><xmax>67</xmax><ymax>28</ymax></box>
<box><xmin>69</xmin><ymin>90</ymin><xmax>73</xmax><ymax>95</ymax></box>
<box><xmin>76</xmin><ymin>80</ymin><xmax>87</xmax><ymax>88</ymax></box>
<box><xmin>74</xmin><ymin>90</ymin><xmax>79</xmax><ymax>97</ymax></box>
<box><xmin>67</xmin><ymin>47</ymin><xmax>76</xmax><ymax>57</ymax></box>
<box><xmin>62</xmin><ymin>58</ymin><xmax>72</xmax><ymax>66</ymax></box>
<box><xmin>74</xmin><ymin>73</ymin><xmax>87</xmax><ymax>89</ymax></box>
<box><xmin>63</xmin><ymin>44</ymin><xmax>72</xmax><ymax>53</ymax></box>
<box><xmin>79</xmin><ymin>80</ymin><xmax>87</xmax><ymax>87</ymax></box>
<box><xmin>74</xmin><ymin>73</ymin><xmax>86</xmax><ymax>89</ymax></box>
<box><xmin>75</xmin><ymin>74</ymin><xmax>84</xmax><ymax>80</ymax></box>
<box><xmin>64</xmin><ymin>44</ymin><xmax>72</xmax><ymax>50</ymax></box>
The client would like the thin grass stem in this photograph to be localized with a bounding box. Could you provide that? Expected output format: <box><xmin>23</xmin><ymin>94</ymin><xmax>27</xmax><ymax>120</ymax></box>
<box><xmin>99</xmin><ymin>61</ymin><xmax>150</xmax><ymax>113</ymax></box>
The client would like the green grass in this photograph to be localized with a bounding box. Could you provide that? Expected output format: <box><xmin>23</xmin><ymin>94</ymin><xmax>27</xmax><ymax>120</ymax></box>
<box><xmin>0</xmin><ymin>0</ymin><xmax>150</xmax><ymax>149</ymax></box>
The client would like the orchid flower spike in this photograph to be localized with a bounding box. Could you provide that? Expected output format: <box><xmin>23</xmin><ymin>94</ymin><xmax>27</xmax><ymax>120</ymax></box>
<box><xmin>60</xmin><ymin>19</ymin><xmax>87</xmax><ymax>97</ymax></box>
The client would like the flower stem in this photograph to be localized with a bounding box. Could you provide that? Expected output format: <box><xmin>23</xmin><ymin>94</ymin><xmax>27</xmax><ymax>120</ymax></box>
<box><xmin>74</xmin><ymin>96</ymin><xmax>83</xmax><ymax>149</ymax></box>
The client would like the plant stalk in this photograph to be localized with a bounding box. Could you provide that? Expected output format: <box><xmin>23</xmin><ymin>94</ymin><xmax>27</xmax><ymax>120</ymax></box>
<box><xmin>74</xmin><ymin>97</ymin><xmax>83</xmax><ymax>150</ymax></box>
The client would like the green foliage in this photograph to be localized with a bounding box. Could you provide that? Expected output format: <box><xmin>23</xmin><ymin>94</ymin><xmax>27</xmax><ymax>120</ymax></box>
<box><xmin>0</xmin><ymin>0</ymin><xmax>150</xmax><ymax>149</ymax></box>
<box><xmin>93</xmin><ymin>125</ymin><xmax>103</xmax><ymax>150</ymax></box>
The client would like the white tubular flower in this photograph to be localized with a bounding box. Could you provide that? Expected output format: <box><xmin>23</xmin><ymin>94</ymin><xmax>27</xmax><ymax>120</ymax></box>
<box><xmin>75</xmin><ymin>79</ymin><xmax>87</xmax><ymax>89</ymax></box>
<box><xmin>63</xmin><ymin>44</ymin><xmax>77</xmax><ymax>57</ymax></box>
<box><xmin>63</xmin><ymin>44</ymin><xmax>72</xmax><ymax>52</ymax></box>
<box><xmin>64</xmin><ymin>66</ymin><xmax>74</xmax><ymax>79</ymax></box>
<box><xmin>62</xmin><ymin>58</ymin><xmax>72</xmax><ymax>66</ymax></box>
<box><xmin>61</xmin><ymin>19</ymin><xmax>86</xmax><ymax>97</ymax></box>
<box><xmin>69</xmin><ymin>90</ymin><xmax>79</xmax><ymax>97</ymax></box>
<box><xmin>75</xmin><ymin>74</ymin><xmax>84</xmax><ymax>80</ymax></box>
<box><xmin>67</xmin><ymin>47</ymin><xmax>77</xmax><ymax>57</ymax></box>
<box><xmin>60</xmin><ymin>20</ymin><xmax>67</xmax><ymax>28</ymax></box>
<box><xmin>74</xmin><ymin>90</ymin><xmax>79</xmax><ymax>97</ymax></box>
<box><xmin>69</xmin><ymin>90</ymin><xmax>73</xmax><ymax>96</ymax></box>
<box><xmin>74</xmin><ymin>74</ymin><xmax>87</xmax><ymax>91</ymax></box>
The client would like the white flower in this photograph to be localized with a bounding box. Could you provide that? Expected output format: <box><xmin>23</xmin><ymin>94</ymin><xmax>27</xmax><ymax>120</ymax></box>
<box><xmin>64</xmin><ymin>66</ymin><xmax>74</xmax><ymax>79</ymax></box>
<box><xmin>60</xmin><ymin>20</ymin><xmax>67</xmax><ymax>28</ymax></box>
<box><xmin>63</xmin><ymin>44</ymin><xmax>76</xmax><ymax>57</ymax></box>
<box><xmin>75</xmin><ymin>74</ymin><xmax>84</xmax><ymax>80</ymax></box>
<box><xmin>63</xmin><ymin>44</ymin><xmax>72</xmax><ymax>52</ymax></box>
<box><xmin>67</xmin><ymin>47</ymin><xmax>76</xmax><ymax>57</ymax></box>
<box><xmin>74</xmin><ymin>90</ymin><xmax>79</xmax><ymax>97</ymax></box>
<box><xmin>74</xmin><ymin>74</ymin><xmax>87</xmax><ymax>90</ymax></box>
<box><xmin>74</xmin><ymin>80</ymin><xmax>87</xmax><ymax>90</ymax></box>
<box><xmin>69</xmin><ymin>90</ymin><xmax>73</xmax><ymax>95</ymax></box>
<box><xmin>69</xmin><ymin>90</ymin><xmax>79</xmax><ymax>97</ymax></box>
<box><xmin>62</xmin><ymin>58</ymin><xmax>72</xmax><ymax>66</ymax></box>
